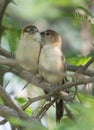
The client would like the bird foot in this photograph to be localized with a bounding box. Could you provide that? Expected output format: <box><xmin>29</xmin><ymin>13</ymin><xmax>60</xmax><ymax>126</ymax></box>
<box><xmin>51</xmin><ymin>83</ymin><xmax>62</xmax><ymax>90</ymax></box>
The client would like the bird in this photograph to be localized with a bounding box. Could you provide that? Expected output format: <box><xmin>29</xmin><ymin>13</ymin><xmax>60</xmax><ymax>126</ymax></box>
<box><xmin>39</xmin><ymin>29</ymin><xmax>67</xmax><ymax>123</ymax></box>
<box><xmin>15</xmin><ymin>24</ymin><xmax>41</xmax><ymax>74</ymax></box>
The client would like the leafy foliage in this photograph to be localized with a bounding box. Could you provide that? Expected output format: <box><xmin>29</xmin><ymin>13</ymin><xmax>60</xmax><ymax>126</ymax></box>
<box><xmin>2</xmin><ymin>16</ymin><xmax>21</xmax><ymax>52</ymax></box>
<box><xmin>55</xmin><ymin>93</ymin><xmax>94</xmax><ymax>130</ymax></box>
<box><xmin>67</xmin><ymin>56</ymin><xmax>91</xmax><ymax>65</ymax></box>
<box><xmin>15</xmin><ymin>97</ymin><xmax>33</xmax><ymax>116</ymax></box>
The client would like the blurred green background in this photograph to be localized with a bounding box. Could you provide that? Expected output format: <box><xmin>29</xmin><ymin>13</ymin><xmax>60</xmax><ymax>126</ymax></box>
<box><xmin>1</xmin><ymin>0</ymin><xmax>94</xmax><ymax>130</ymax></box>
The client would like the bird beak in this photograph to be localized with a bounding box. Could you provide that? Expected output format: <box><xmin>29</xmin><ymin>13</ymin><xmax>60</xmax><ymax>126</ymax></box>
<box><xmin>29</xmin><ymin>28</ymin><xmax>37</xmax><ymax>34</ymax></box>
<box><xmin>40</xmin><ymin>32</ymin><xmax>44</xmax><ymax>36</ymax></box>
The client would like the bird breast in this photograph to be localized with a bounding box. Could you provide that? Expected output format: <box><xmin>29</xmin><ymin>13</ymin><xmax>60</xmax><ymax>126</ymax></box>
<box><xmin>16</xmin><ymin>38</ymin><xmax>40</xmax><ymax>72</ymax></box>
<box><xmin>39</xmin><ymin>45</ymin><xmax>65</xmax><ymax>83</ymax></box>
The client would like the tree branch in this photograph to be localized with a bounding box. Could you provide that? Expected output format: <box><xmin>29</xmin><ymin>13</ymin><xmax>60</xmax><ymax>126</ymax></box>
<box><xmin>0</xmin><ymin>0</ymin><xmax>12</xmax><ymax>86</ymax></box>
<box><xmin>53</xmin><ymin>76</ymin><xmax>94</xmax><ymax>94</ymax></box>
<box><xmin>0</xmin><ymin>57</ymin><xmax>94</xmax><ymax>93</ymax></box>
<box><xmin>36</xmin><ymin>97</ymin><xmax>58</xmax><ymax>119</ymax></box>
<box><xmin>22</xmin><ymin>95</ymin><xmax>49</xmax><ymax>110</ymax></box>
<box><xmin>0</xmin><ymin>46</ymin><xmax>15</xmax><ymax>58</ymax></box>
<box><xmin>0</xmin><ymin>119</ymin><xmax>7</xmax><ymax>125</ymax></box>
<box><xmin>0</xmin><ymin>86</ymin><xmax>34</xmax><ymax>120</ymax></box>
<box><xmin>0</xmin><ymin>47</ymin><xmax>94</xmax><ymax>77</ymax></box>
<box><xmin>75</xmin><ymin>57</ymin><xmax>94</xmax><ymax>73</ymax></box>
<box><xmin>0</xmin><ymin>0</ymin><xmax>11</xmax><ymax>40</ymax></box>
<box><xmin>0</xmin><ymin>52</ymin><xmax>94</xmax><ymax>126</ymax></box>
<box><xmin>0</xmin><ymin>86</ymin><xmax>46</xmax><ymax>129</ymax></box>
<box><xmin>67</xmin><ymin>64</ymin><xmax>94</xmax><ymax>77</ymax></box>
<box><xmin>64</xmin><ymin>104</ymin><xmax>75</xmax><ymax>120</ymax></box>
<box><xmin>0</xmin><ymin>104</ymin><xmax>19</xmax><ymax>119</ymax></box>
<box><xmin>0</xmin><ymin>105</ymin><xmax>45</xmax><ymax>130</ymax></box>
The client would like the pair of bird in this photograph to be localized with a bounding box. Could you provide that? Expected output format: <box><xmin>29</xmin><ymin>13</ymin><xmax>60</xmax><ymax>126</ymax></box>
<box><xmin>15</xmin><ymin>24</ymin><xmax>67</xmax><ymax>123</ymax></box>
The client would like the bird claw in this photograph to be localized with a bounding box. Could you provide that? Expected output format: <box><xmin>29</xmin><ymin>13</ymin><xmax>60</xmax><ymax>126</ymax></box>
<box><xmin>51</xmin><ymin>83</ymin><xmax>62</xmax><ymax>90</ymax></box>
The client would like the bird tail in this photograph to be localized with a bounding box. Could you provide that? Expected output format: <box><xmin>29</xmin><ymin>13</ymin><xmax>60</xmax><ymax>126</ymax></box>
<box><xmin>56</xmin><ymin>99</ymin><xmax>64</xmax><ymax>123</ymax></box>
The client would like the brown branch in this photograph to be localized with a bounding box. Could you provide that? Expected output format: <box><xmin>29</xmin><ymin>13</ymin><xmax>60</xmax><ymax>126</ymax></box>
<box><xmin>0</xmin><ymin>57</ymin><xmax>94</xmax><ymax>93</ymax></box>
<box><xmin>0</xmin><ymin>57</ymin><xmax>51</xmax><ymax>91</ymax></box>
<box><xmin>0</xmin><ymin>65</ymin><xmax>12</xmax><ymax>86</ymax></box>
<box><xmin>0</xmin><ymin>86</ymin><xmax>48</xmax><ymax>130</ymax></box>
<box><xmin>32</xmin><ymin>76</ymin><xmax>94</xmax><ymax>119</ymax></box>
<box><xmin>0</xmin><ymin>0</ymin><xmax>11</xmax><ymax>39</ymax></box>
<box><xmin>0</xmin><ymin>86</ymin><xmax>47</xmax><ymax>129</ymax></box>
<box><xmin>36</xmin><ymin>97</ymin><xmax>58</xmax><ymax>119</ymax></box>
<box><xmin>0</xmin><ymin>105</ymin><xmax>44</xmax><ymax>130</ymax></box>
<box><xmin>0</xmin><ymin>119</ymin><xmax>7</xmax><ymax>125</ymax></box>
<box><xmin>0</xmin><ymin>65</ymin><xmax>16</xmax><ymax>82</ymax></box>
<box><xmin>0</xmin><ymin>46</ymin><xmax>15</xmax><ymax>58</ymax></box>
<box><xmin>0</xmin><ymin>48</ymin><xmax>94</xmax><ymax>77</ymax></box>
<box><xmin>22</xmin><ymin>91</ymin><xmax>72</xmax><ymax>111</ymax></box>
<box><xmin>53</xmin><ymin>76</ymin><xmax>94</xmax><ymax>95</ymax></box>
<box><xmin>0</xmin><ymin>104</ymin><xmax>19</xmax><ymax>119</ymax></box>
<box><xmin>76</xmin><ymin>57</ymin><xmax>94</xmax><ymax>73</ymax></box>
<box><xmin>34</xmin><ymin>92</ymin><xmax>73</xmax><ymax>120</ymax></box>
<box><xmin>22</xmin><ymin>95</ymin><xmax>50</xmax><ymax>110</ymax></box>
<box><xmin>0</xmin><ymin>55</ymin><xmax>94</xmax><ymax>125</ymax></box>
<box><xmin>0</xmin><ymin>57</ymin><xmax>18</xmax><ymax>68</ymax></box>
<box><xmin>64</xmin><ymin>104</ymin><xmax>75</xmax><ymax>120</ymax></box>
<box><xmin>67</xmin><ymin>64</ymin><xmax>94</xmax><ymax>77</ymax></box>
<box><xmin>0</xmin><ymin>43</ymin><xmax>93</xmax><ymax>77</ymax></box>
<box><xmin>0</xmin><ymin>86</ymin><xmax>33</xmax><ymax>120</ymax></box>
<box><xmin>0</xmin><ymin>104</ymin><xmax>21</xmax><ymax>130</ymax></box>
<box><xmin>0</xmin><ymin>0</ymin><xmax>12</xmax><ymax>87</ymax></box>
<box><xmin>0</xmin><ymin>71</ymin><xmax>4</xmax><ymax>86</ymax></box>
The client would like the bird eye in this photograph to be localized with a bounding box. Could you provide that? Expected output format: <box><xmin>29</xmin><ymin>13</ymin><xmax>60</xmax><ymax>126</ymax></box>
<box><xmin>46</xmin><ymin>32</ymin><xmax>50</xmax><ymax>35</ymax></box>
<box><xmin>25</xmin><ymin>30</ymin><xmax>28</xmax><ymax>32</ymax></box>
<box><xmin>25</xmin><ymin>28</ymin><xmax>29</xmax><ymax>32</ymax></box>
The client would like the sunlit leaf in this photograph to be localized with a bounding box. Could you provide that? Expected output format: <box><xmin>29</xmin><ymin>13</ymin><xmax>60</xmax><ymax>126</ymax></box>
<box><xmin>49</xmin><ymin>0</ymin><xmax>85</xmax><ymax>6</ymax></box>
<box><xmin>78</xmin><ymin>93</ymin><xmax>94</xmax><ymax>108</ymax></box>
<box><xmin>15</xmin><ymin>97</ymin><xmax>27</xmax><ymax>106</ymax></box>
<box><xmin>67</xmin><ymin>56</ymin><xmax>91</xmax><ymax>65</ymax></box>
<box><xmin>25</xmin><ymin>107</ymin><xmax>33</xmax><ymax>116</ymax></box>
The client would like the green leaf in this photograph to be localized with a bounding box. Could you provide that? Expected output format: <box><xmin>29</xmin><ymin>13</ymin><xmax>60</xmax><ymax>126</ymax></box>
<box><xmin>49</xmin><ymin>0</ymin><xmax>85</xmax><ymax>6</ymax></box>
<box><xmin>78</xmin><ymin>93</ymin><xmax>94</xmax><ymax>108</ymax></box>
<box><xmin>4</xmin><ymin>28</ymin><xmax>21</xmax><ymax>53</ymax></box>
<box><xmin>15</xmin><ymin>97</ymin><xmax>27</xmax><ymax>106</ymax></box>
<box><xmin>9</xmin><ymin>117</ymin><xmax>47</xmax><ymax>130</ymax></box>
<box><xmin>2</xmin><ymin>16</ymin><xmax>21</xmax><ymax>53</ymax></box>
<box><xmin>25</xmin><ymin>107</ymin><xmax>33</xmax><ymax>116</ymax></box>
<box><xmin>15</xmin><ymin>97</ymin><xmax>33</xmax><ymax>116</ymax></box>
<box><xmin>67</xmin><ymin>56</ymin><xmax>91</xmax><ymax>65</ymax></box>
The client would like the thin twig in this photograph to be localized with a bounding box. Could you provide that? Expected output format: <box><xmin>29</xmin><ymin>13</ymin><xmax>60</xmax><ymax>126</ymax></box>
<box><xmin>67</xmin><ymin>64</ymin><xmax>94</xmax><ymax>77</ymax></box>
<box><xmin>21</xmin><ymin>82</ymin><xmax>29</xmax><ymax>91</ymax></box>
<box><xmin>0</xmin><ymin>119</ymin><xmax>7</xmax><ymax>125</ymax></box>
<box><xmin>76</xmin><ymin>57</ymin><xmax>94</xmax><ymax>73</ymax></box>
<box><xmin>22</xmin><ymin>95</ymin><xmax>49</xmax><ymax>110</ymax></box>
<box><xmin>64</xmin><ymin>104</ymin><xmax>75</xmax><ymax>120</ymax></box>
<box><xmin>49</xmin><ymin>76</ymin><xmax>94</xmax><ymax>98</ymax></box>
<box><xmin>36</xmin><ymin>97</ymin><xmax>58</xmax><ymax>119</ymax></box>
<box><xmin>0</xmin><ymin>86</ymin><xmax>31</xmax><ymax>119</ymax></box>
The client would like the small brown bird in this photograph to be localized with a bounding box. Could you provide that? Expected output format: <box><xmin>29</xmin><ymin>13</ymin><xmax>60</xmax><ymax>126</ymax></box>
<box><xmin>39</xmin><ymin>30</ymin><xmax>67</xmax><ymax>123</ymax></box>
<box><xmin>16</xmin><ymin>25</ymin><xmax>41</xmax><ymax>73</ymax></box>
